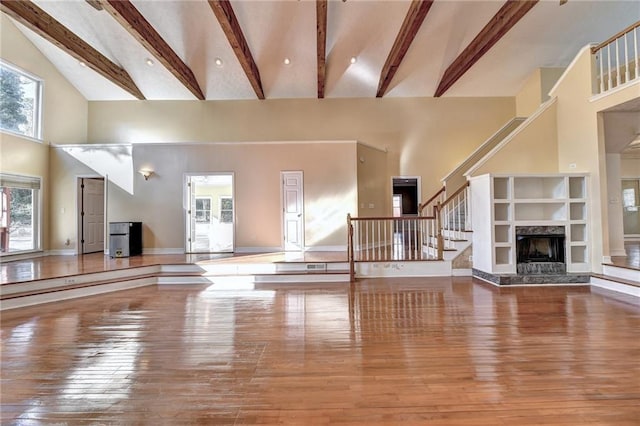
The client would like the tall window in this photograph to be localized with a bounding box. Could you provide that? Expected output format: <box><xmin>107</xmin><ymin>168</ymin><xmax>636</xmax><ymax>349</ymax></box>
<box><xmin>0</xmin><ymin>61</ymin><xmax>42</xmax><ymax>139</ymax></box>
<box><xmin>0</xmin><ymin>174</ymin><xmax>41</xmax><ymax>254</ymax></box>
<box><xmin>219</xmin><ymin>196</ymin><xmax>233</xmax><ymax>223</ymax></box>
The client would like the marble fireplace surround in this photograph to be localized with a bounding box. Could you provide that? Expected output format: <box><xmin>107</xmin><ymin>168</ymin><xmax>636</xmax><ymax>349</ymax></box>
<box><xmin>472</xmin><ymin>225</ymin><xmax>590</xmax><ymax>285</ymax></box>
<box><xmin>516</xmin><ymin>225</ymin><xmax>566</xmax><ymax>275</ymax></box>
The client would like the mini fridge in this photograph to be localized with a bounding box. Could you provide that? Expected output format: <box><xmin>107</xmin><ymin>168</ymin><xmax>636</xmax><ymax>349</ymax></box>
<box><xmin>109</xmin><ymin>222</ymin><xmax>142</xmax><ymax>258</ymax></box>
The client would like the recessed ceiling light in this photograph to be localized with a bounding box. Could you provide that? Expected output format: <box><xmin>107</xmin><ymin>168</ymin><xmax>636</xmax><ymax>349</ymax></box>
<box><xmin>214</xmin><ymin>57</ymin><xmax>224</xmax><ymax>67</ymax></box>
<box><xmin>350</xmin><ymin>56</ymin><xmax>357</xmax><ymax>64</ymax></box>
<box><xmin>78</xmin><ymin>61</ymin><xmax>87</xmax><ymax>67</ymax></box>
<box><xmin>145</xmin><ymin>58</ymin><xmax>154</xmax><ymax>67</ymax></box>
<box><xmin>283</xmin><ymin>57</ymin><xmax>291</xmax><ymax>65</ymax></box>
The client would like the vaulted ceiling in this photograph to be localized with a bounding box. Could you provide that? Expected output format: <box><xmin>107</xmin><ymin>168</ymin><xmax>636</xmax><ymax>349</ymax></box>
<box><xmin>2</xmin><ymin>0</ymin><xmax>639</xmax><ymax>101</ymax></box>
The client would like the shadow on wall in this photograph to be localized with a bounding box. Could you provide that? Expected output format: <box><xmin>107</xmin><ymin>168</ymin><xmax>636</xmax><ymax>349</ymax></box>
<box><xmin>61</xmin><ymin>145</ymin><xmax>134</xmax><ymax>194</ymax></box>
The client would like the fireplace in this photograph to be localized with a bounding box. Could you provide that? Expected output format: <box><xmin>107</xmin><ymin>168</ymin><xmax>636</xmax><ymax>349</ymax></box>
<box><xmin>515</xmin><ymin>226</ymin><xmax>566</xmax><ymax>275</ymax></box>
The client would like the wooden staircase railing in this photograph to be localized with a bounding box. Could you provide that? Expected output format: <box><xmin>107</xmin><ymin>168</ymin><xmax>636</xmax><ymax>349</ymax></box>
<box><xmin>418</xmin><ymin>186</ymin><xmax>445</xmax><ymax>217</ymax></box>
<box><xmin>434</xmin><ymin>181</ymin><xmax>471</xmax><ymax>250</ymax></box>
<box><xmin>347</xmin><ymin>182</ymin><xmax>472</xmax><ymax>281</ymax></box>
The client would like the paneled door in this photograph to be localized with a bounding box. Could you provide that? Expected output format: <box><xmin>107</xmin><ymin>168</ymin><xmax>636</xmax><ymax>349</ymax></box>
<box><xmin>81</xmin><ymin>178</ymin><xmax>105</xmax><ymax>254</ymax></box>
<box><xmin>282</xmin><ymin>171</ymin><xmax>304</xmax><ymax>251</ymax></box>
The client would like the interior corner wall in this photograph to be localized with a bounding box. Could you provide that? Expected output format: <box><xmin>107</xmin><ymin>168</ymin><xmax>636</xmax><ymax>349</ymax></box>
<box><xmin>539</xmin><ymin>68</ymin><xmax>565</xmax><ymax>103</ymax></box>
<box><xmin>1</xmin><ymin>15</ymin><xmax>88</xmax><ymax>251</ymax></box>
<box><xmin>356</xmin><ymin>144</ymin><xmax>388</xmax><ymax>217</ymax></box>
<box><xmin>515</xmin><ymin>69</ymin><xmax>542</xmax><ymax>117</ymax></box>
<box><xmin>470</xmin><ymin>101</ymin><xmax>559</xmax><ymax>177</ymax></box>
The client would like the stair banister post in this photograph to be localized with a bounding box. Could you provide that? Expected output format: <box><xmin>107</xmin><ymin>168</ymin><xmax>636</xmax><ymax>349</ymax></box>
<box><xmin>347</xmin><ymin>214</ymin><xmax>355</xmax><ymax>282</ymax></box>
<box><xmin>436</xmin><ymin>202</ymin><xmax>444</xmax><ymax>260</ymax></box>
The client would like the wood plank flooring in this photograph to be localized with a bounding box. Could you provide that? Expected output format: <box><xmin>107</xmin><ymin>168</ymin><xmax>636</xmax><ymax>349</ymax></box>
<box><xmin>2</xmin><ymin>277</ymin><xmax>639</xmax><ymax>424</ymax></box>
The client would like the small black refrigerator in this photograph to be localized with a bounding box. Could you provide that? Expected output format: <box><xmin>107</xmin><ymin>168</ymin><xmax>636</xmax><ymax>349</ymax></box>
<box><xmin>109</xmin><ymin>222</ymin><xmax>142</xmax><ymax>257</ymax></box>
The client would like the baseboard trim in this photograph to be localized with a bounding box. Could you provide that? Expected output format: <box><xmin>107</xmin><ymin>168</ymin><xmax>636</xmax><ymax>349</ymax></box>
<box><xmin>235</xmin><ymin>247</ymin><xmax>281</xmax><ymax>253</ymax></box>
<box><xmin>609</xmin><ymin>249</ymin><xmax>627</xmax><ymax>257</ymax></box>
<box><xmin>142</xmin><ymin>248</ymin><xmax>184</xmax><ymax>255</ymax></box>
<box><xmin>47</xmin><ymin>249</ymin><xmax>77</xmax><ymax>256</ymax></box>
<box><xmin>304</xmin><ymin>245</ymin><xmax>347</xmax><ymax>252</ymax></box>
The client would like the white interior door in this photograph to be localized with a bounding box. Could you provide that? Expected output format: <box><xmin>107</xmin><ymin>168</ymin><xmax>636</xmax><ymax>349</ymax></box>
<box><xmin>82</xmin><ymin>178</ymin><xmax>105</xmax><ymax>254</ymax></box>
<box><xmin>282</xmin><ymin>171</ymin><xmax>304</xmax><ymax>251</ymax></box>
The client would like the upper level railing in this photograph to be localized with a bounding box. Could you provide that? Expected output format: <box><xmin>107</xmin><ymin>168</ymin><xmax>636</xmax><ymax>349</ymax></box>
<box><xmin>592</xmin><ymin>21</ymin><xmax>640</xmax><ymax>94</ymax></box>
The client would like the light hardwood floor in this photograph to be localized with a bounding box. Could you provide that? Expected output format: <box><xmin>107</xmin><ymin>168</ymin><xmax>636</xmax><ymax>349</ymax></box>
<box><xmin>2</xmin><ymin>277</ymin><xmax>639</xmax><ymax>425</ymax></box>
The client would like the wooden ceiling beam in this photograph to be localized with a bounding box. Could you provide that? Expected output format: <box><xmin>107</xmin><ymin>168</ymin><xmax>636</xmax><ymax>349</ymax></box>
<box><xmin>98</xmin><ymin>0</ymin><xmax>205</xmax><ymax>100</ymax></box>
<box><xmin>0</xmin><ymin>0</ymin><xmax>145</xmax><ymax>100</ymax></box>
<box><xmin>316</xmin><ymin>0</ymin><xmax>327</xmax><ymax>99</ymax></box>
<box><xmin>434</xmin><ymin>0</ymin><xmax>539</xmax><ymax>97</ymax></box>
<box><xmin>376</xmin><ymin>0</ymin><xmax>434</xmax><ymax>98</ymax></box>
<box><xmin>208</xmin><ymin>0</ymin><xmax>264</xmax><ymax>100</ymax></box>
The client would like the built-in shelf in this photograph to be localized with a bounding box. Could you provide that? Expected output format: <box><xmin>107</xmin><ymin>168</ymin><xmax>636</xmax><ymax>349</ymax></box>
<box><xmin>494</xmin><ymin>225</ymin><xmax>511</xmax><ymax>243</ymax></box>
<box><xmin>471</xmin><ymin>173</ymin><xmax>589</xmax><ymax>274</ymax></box>
<box><xmin>570</xmin><ymin>223</ymin><xmax>586</xmax><ymax>242</ymax></box>
<box><xmin>494</xmin><ymin>203</ymin><xmax>510</xmax><ymax>221</ymax></box>
<box><xmin>495</xmin><ymin>247</ymin><xmax>511</xmax><ymax>265</ymax></box>
<box><xmin>493</xmin><ymin>178</ymin><xmax>510</xmax><ymax>200</ymax></box>
<box><xmin>514</xmin><ymin>202</ymin><xmax>566</xmax><ymax>221</ymax></box>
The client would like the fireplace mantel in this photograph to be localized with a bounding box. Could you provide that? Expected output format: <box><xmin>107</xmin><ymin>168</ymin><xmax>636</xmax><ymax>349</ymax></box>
<box><xmin>470</xmin><ymin>174</ymin><xmax>589</xmax><ymax>280</ymax></box>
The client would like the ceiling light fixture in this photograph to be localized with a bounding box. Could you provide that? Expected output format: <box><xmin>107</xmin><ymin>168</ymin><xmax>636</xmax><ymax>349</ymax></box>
<box><xmin>214</xmin><ymin>57</ymin><xmax>224</xmax><ymax>67</ymax></box>
<box><xmin>79</xmin><ymin>61</ymin><xmax>87</xmax><ymax>67</ymax></box>
<box><xmin>350</xmin><ymin>56</ymin><xmax>357</xmax><ymax>64</ymax></box>
<box><xmin>284</xmin><ymin>57</ymin><xmax>291</xmax><ymax>65</ymax></box>
<box><xmin>145</xmin><ymin>58</ymin><xmax>154</xmax><ymax>67</ymax></box>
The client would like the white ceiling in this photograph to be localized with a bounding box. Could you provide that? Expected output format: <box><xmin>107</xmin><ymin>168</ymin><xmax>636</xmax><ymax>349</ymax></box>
<box><xmin>10</xmin><ymin>0</ymin><xmax>640</xmax><ymax>101</ymax></box>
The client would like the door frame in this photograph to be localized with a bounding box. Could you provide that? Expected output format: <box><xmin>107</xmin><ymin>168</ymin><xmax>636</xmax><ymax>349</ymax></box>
<box><xmin>183</xmin><ymin>172</ymin><xmax>236</xmax><ymax>253</ymax></box>
<box><xmin>281</xmin><ymin>170</ymin><xmax>304</xmax><ymax>251</ymax></box>
<box><xmin>391</xmin><ymin>176</ymin><xmax>421</xmax><ymax>216</ymax></box>
<box><xmin>76</xmin><ymin>175</ymin><xmax>108</xmax><ymax>255</ymax></box>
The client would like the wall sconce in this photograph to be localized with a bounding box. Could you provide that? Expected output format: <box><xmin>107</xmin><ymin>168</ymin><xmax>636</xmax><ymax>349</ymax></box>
<box><xmin>138</xmin><ymin>169</ymin><xmax>154</xmax><ymax>180</ymax></box>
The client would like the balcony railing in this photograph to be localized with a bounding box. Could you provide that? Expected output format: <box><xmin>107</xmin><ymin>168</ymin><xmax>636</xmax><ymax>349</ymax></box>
<box><xmin>592</xmin><ymin>21</ymin><xmax>640</xmax><ymax>94</ymax></box>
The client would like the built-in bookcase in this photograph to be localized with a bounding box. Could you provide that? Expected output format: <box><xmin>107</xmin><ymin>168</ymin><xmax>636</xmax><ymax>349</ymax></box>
<box><xmin>470</xmin><ymin>174</ymin><xmax>589</xmax><ymax>274</ymax></box>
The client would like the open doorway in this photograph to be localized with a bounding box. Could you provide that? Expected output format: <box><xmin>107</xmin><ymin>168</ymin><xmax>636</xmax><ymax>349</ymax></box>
<box><xmin>392</xmin><ymin>177</ymin><xmax>421</xmax><ymax>216</ymax></box>
<box><xmin>77</xmin><ymin>176</ymin><xmax>106</xmax><ymax>254</ymax></box>
<box><xmin>185</xmin><ymin>173</ymin><xmax>234</xmax><ymax>253</ymax></box>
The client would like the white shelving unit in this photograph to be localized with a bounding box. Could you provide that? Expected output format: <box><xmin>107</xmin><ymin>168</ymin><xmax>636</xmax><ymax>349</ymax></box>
<box><xmin>470</xmin><ymin>174</ymin><xmax>589</xmax><ymax>274</ymax></box>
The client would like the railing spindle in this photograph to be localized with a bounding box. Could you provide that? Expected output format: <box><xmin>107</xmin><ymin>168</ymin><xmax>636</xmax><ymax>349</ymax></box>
<box><xmin>624</xmin><ymin>33</ymin><xmax>630</xmax><ymax>82</ymax></box>
<box><xmin>607</xmin><ymin>44</ymin><xmax>612</xmax><ymax>90</ymax></box>
<box><xmin>633</xmin><ymin>27</ymin><xmax>640</xmax><ymax>78</ymax></box>
<box><xmin>615</xmin><ymin>38</ymin><xmax>620</xmax><ymax>87</ymax></box>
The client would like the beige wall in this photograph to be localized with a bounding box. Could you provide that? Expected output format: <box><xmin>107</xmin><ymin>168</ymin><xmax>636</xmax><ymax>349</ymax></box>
<box><xmin>1</xmin><ymin>16</ymin><xmax>88</xmax><ymax>251</ymax></box>
<box><xmin>87</xmin><ymin>97</ymin><xmax>514</xmax><ymax>201</ymax></box>
<box><xmin>356</xmin><ymin>144</ymin><xmax>388</xmax><ymax>217</ymax></box>
<box><xmin>515</xmin><ymin>69</ymin><xmax>542</xmax><ymax>117</ymax></box>
<box><xmin>606</xmin><ymin>154</ymin><xmax>626</xmax><ymax>256</ymax></box>
<box><xmin>51</xmin><ymin>142</ymin><xmax>357</xmax><ymax>251</ymax></box>
<box><xmin>469</xmin><ymin>101</ymin><xmax>559</xmax><ymax>177</ymax></box>
<box><xmin>515</xmin><ymin>68</ymin><xmax>564</xmax><ymax>117</ymax></box>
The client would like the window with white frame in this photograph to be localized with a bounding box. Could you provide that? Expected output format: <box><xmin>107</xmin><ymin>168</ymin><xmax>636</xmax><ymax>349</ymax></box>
<box><xmin>0</xmin><ymin>61</ymin><xmax>43</xmax><ymax>140</ymax></box>
<box><xmin>195</xmin><ymin>197</ymin><xmax>211</xmax><ymax>223</ymax></box>
<box><xmin>219</xmin><ymin>196</ymin><xmax>233</xmax><ymax>223</ymax></box>
<box><xmin>0</xmin><ymin>174</ymin><xmax>42</xmax><ymax>254</ymax></box>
